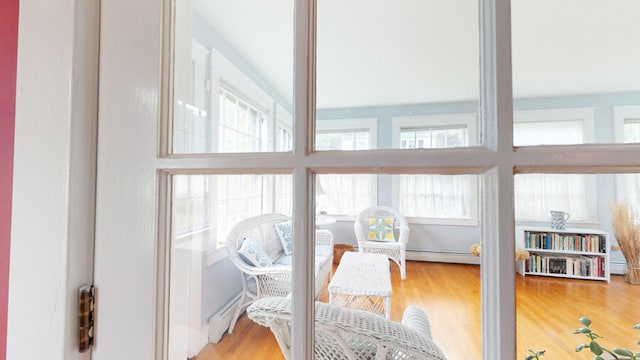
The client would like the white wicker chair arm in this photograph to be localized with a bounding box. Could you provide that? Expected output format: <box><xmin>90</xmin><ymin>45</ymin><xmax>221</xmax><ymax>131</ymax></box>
<box><xmin>315</xmin><ymin>229</ymin><xmax>334</xmax><ymax>247</ymax></box>
<box><xmin>401</xmin><ymin>305</ymin><xmax>433</xmax><ymax>339</ymax></box>
<box><xmin>398</xmin><ymin>224</ymin><xmax>410</xmax><ymax>242</ymax></box>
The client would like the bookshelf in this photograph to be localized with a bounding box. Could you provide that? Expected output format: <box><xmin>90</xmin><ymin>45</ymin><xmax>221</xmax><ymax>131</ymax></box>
<box><xmin>516</xmin><ymin>226</ymin><xmax>610</xmax><ymax>282</ymax></box>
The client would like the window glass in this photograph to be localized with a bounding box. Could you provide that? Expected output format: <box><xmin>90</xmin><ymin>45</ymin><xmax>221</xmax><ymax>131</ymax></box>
<box><xmin>512</xmin><ymin>1</ymin><xmax>640</xmax><ymax>146</ymax></box>
<box><xmin>172</xmin><ymin>1</ymin><xmax>294</xmax><ymax>154</ymax></box>
<box><xmin>172</xmin><ymin>174</ymin><xmax>292</xmax><ymax>250</ymax></box>
<box><xmin>316</xmin><ymin>1</ymin><xmax>480</xmax><ymax>150</ymax></box>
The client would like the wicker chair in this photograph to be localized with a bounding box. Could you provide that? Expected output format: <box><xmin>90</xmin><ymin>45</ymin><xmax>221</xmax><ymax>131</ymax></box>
<box><xmin>247</xmin><ymin>297</ymin><xmax>448</xmax><ymax>360</ymax></box>
<box><xmin>354</xmin><ymin>206</ymin><xmax>410</xmax><ymax>280</ymax></box>
<box><xmin>226</xmin><ymin>214</ymin><xmax>334</xmax><ymax>334</ymax></box>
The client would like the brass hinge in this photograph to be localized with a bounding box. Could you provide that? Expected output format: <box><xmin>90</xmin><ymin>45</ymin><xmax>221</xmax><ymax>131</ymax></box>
<box><xmin>78</xmin><ymin>285</ymin><xmax>96</xmax><ymax>352</ymax></box>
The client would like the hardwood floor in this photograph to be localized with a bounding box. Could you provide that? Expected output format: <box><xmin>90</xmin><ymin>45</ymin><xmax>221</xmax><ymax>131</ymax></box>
<box><xmin>196</xmin><ymin>261</ymin><xmax>640</xmax><ymax>359</ymax></box>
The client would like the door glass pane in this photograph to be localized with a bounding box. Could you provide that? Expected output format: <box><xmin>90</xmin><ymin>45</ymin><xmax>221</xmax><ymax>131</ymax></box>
<box><xmin>315</xmin><ymin>1</ymin><xmax>481</xmax><ymax>151</ymax></box>
<box><xmin>317</xmin><ymin>172</ymin><xmax>481</xmax><ymax>358</ymax></box>
<box><xmin>512</xmin><ymin>1</ymin><xmax>640</xmax><ymax>146</ymax></box>
<box><xmin>167</xmin><ymin>173</ymin><xmax>291</xmax><ymax>359</ymax></box>
<box><xmin>514</xmin><ymin>171</ymin><xmax>640</xmax><ymax>358</ymax></box>
<box><xmin>172</xmin><ymin>1</ymin><xmax>294</xmax><ymax>154</ymax></box>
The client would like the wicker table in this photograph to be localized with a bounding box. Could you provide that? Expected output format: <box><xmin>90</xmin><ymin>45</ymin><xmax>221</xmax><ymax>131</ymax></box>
<box><xmin>328</xmin><ymin>251</ymin><xmax>392</xmax><ymax>319</ymax></box>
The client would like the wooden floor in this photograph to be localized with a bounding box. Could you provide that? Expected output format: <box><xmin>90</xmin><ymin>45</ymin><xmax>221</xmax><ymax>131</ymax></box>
<box><xmin>196</xmin><ymin>261</ymin><xmax>640</xmax><ymax>359</ymax></box>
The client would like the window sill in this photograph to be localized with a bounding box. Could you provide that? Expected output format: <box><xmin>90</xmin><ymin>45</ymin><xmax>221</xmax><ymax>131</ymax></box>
<box><xmin>407</xmin><ymin>217</ymin><xmax>479</xmax><ymax>226</ymax></box>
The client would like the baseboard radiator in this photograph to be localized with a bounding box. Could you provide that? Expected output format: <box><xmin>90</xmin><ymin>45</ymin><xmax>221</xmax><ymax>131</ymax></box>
<box><xmin>208</xmin><ymin>292</ymin><xmax>242</xmax><ymax>343</ymax></box>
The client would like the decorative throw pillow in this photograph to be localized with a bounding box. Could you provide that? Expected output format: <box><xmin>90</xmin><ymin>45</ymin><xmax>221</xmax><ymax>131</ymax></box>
<box><xmin>238</xmin><ymin>238</ymin><xmax>273</xmax><ymax>267</ymax></box>
<box><xmin>275</xmin><ymin>221</ymin><xmax>293</xmax><ymax>255</ymax></box>
<box><xmin>368</xmin><ymin>216</ymin><xmax>394</xmax><ymax>242</ymax></box>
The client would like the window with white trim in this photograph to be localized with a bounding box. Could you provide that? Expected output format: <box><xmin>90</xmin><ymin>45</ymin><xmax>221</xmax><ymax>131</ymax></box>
<box><xmin>392</xmin><ymin>114</ymin><xmax>479</xmax><ymax>224</ymax></box>
<box><xmin>316</xmin><ymin>118</ymin><xmax>377</xmax><ymax>216</ymax></box>
<box><xmin>514</xmin><ymin>108</ymin><xmax>597</xmax><ymax>222</ymax></box>
<box><xmin>218</xmin><ymin>87</ymin><xmax>268</xmax><ymax>153</ymax></box>
<box><xmin>614</xmin><ymin>105</ymin><xmax>640</xmax><ymax>213</ymax></box>
<box><xmin>173</xmin><ymin>40</ymin><xmax>210</xmax><ymax>154</ymax></box>
<box><xmin>172</xmin><ymin>174</ymin><xmax>292</xmax><ymax>250</ymax></box>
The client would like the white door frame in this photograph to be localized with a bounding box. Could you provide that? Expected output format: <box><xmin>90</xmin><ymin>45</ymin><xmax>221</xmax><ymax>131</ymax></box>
<box><xmin>8</xmin><ymin>0</ymin><xmax>99</xmax><ymax>359</ymax></box>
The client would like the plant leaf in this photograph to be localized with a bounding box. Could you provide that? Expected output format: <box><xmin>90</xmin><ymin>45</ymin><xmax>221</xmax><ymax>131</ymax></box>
<box><xmin>574</xmin><ymin>327</ymin><xmax>592</xmax><ymax>334</ymax></box>
<box><xmin>590</xmin><ymin>340</ymin><xmax>603</xmax><ymax>355</ymax></box>
<box><xmin>576</xmin><ymin>344</ymin><xmax>589</xmax><ymax>352</ymax></box>
<box><xmin>525</xmin><ymin>355</ymin><xmax>534</xmax><ymax>360</ymax></box>
<box><xmin>580</xmin><ymin>317</ymin><xmax>592</xmax><ymax>327</ymax></box>
<box><xmin>614</xmin><ymin>348</ymin><xmax>634</xmax><ymax>357</ymax></box>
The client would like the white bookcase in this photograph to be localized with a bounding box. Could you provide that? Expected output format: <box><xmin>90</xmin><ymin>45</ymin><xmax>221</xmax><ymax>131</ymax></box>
<box><xmin>516</xmin><ymin>226</ymin><xmax>610</xmax><ymax>282</ymax></box>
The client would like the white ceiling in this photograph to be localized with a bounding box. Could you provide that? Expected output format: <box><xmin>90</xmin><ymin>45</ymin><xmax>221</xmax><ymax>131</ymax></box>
<box><xmin>194</xmin><ymin>0</ymin><xmax>640</xmax><ymax>109</ymax></box>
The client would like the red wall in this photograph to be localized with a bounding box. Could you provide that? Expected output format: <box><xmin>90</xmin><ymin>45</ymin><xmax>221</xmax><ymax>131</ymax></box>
<box><xmin>0</xmin><ymin>0</ymin><xmax>19</xmax><ymax>359</ymax></box>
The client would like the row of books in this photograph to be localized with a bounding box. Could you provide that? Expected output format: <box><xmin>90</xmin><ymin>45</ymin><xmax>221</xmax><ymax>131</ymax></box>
<box><xmin>525</xmin><ymin>254</ymin><xmax>606</xmax><ymax>278</ymax></box>
<box><xmin>524</xmin><ymin>231</ymin><xmax>606</xmax><ymax>253</ymax></box>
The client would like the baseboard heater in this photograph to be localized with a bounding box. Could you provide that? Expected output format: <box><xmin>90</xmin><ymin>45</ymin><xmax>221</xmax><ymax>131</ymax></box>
<box><xmin>208</xmin><ymin>292</ymin><xmax>242</xmax><ymax>343</ymax></box>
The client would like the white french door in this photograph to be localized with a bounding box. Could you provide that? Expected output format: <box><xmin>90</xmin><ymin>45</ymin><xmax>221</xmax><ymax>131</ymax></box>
<box><xmin>91</xmin><ymin>0</ymin><xmax>553</xmax><ymax>359</ymax></box>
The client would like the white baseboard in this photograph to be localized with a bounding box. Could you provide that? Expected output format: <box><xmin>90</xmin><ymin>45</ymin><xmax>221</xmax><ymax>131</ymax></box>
<box><xmin>610</xmin><ymin>261</ymin><xmax>625</xmax><ymax>275</ymax></box>
<box><xmin>208</xmin><ymin>292</ymin><xmax>242</xmax><ymax>344</ymax></box>
<box><xmin>406</xmin><ymin>250</ymin><xmax>480</xmax><ymax>265</ymax></box>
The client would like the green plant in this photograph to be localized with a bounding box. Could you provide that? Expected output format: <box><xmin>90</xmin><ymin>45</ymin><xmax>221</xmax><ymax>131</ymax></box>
<box><xmin>525</xmin><ymin>349</ymin><xmax>546</xmax><ymax>360</ymax></box>
<box><xmin>573</xmin><ymin>317</ymin><xmax>640</xmax><ymax>359</ymax></box>
<box><xmin>525</xmin><ymin>317</ymin><xmax>640</xmax><ymax>359</ymax></box>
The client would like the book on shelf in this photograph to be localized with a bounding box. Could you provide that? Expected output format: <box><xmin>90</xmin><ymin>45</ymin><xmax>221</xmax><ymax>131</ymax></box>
<box><xmin>524</xmin><ymin>254</ymin><xmax>605</xmax><ymax>278</ymax></box>
<box><xmin>524</xmin><ymin>231</ymin><xmax>606</xmax><ymax>253</ymax></box>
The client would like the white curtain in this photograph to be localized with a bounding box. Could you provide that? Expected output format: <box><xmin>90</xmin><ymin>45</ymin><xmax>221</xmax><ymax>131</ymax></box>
<box><xmin>399</xmin><ymin>174</ymin><xmax>472</xmax><ymax>218</ymax></box>
<box><xmin>515</xmin><ymin>174</ymin><xmax>590</xmax><ymax>221</ymax></box>
<box><xmin>317</xmin><ymin>174</ymin><xmax>375</xmax><ymax>216</ymax></box>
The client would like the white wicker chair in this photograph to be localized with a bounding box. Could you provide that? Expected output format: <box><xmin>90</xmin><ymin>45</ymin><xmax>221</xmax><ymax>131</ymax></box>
<box><xmin>354</xmin><ymin>206</ymin><xmax>410</xmax><ymax>280</ymax></box>
<box><xmin>247</xmin><ymin>297</ymin><xmax>448</xmax><ymax>360</ymax></box>
<box><xmin>226</xmin><ymin>214</ymin><xmax>333</xmax><ymax>334</ymax></box>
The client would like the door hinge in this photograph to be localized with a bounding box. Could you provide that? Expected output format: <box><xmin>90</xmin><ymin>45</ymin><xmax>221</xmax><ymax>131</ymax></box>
<box><xmin>78</xmin><ymin>285</ymin><xmax>96</xmax><ymax>352</ymax></box>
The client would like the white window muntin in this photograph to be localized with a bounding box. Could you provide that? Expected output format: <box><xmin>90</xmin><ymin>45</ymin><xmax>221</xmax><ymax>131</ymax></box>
<box><xmin>275</xmin><ymin>103</ymin><xmax>293</xmax><ymax>152</ymax></box>
<box><xmin>392</xmin><ymin>113</ymin><xmax>478</xmax><ymax>147</ymax></box>
<box><xmin>218</xmin><ymin>86</ymin><xmax>269</xmax><ymax>153</ymax></box>
<box><xmin>208</xmin><ymin>47</ymin><xmax>276</xmax><ymax>153</ymax></box>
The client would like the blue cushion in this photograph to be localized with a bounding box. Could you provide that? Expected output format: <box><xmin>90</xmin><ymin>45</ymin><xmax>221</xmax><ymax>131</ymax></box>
<box><xmin>368</xmin><ymin>216</ymin><xmax>394</xmax><ymax>242</ymax></box>
<box><xmin>238</xmin><ymin>238</ymin><xmax>273</xmax><ymax>267</ymax></box>
<box><xmin>275</xmin><ymin>221</ymin><xmax>293</xmax><ymax>255</ymax></box>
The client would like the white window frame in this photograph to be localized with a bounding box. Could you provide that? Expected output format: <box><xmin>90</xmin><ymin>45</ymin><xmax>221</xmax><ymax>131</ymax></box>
<box><xmin>614</xmin><ymin>105</ymin><xmax>640</xmax><ymax>208</ymax></box>
<box><xmin>514</xmin><ymin>108</ymin><xmax>595</xmax><ymax>144</ymax></box>
<box><xmin>275</xmin><ymin>103</ymin><xmax>293</xmax><ymax>152</ymax></box>
<box><xmin>513</xmin><ymin>108</ymin><xmax>598</xmax><ymax>225</ymax></box>
<box><xmin>316</xmin><ymin>117</ymin><xmax>378</xmax><ymax>149</ymax></box>
<box><xmin>209</xmin><ymin>47</ymin><xmax>276</xmax><ymax>152</ymax></box>
<box><xmin>391</xmin><ymin>113</ymin><xmax>479</xmax><ymax>225</ymax></box>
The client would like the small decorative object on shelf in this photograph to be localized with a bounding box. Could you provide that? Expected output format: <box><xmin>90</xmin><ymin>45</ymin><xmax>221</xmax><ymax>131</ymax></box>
<box><xmin>610</xmin><ymin>201</ymin><xmax>640</xmax><ymax>285</ymax></box>
<box><xmin>516</xmin><ymin>226</ymin><xmax>610</xmax><ymax>282</ymax></box>
<box><xmin>550</xmin><ymin>210</ymin><xmax>569</xmax><ymax>230</ymax></box>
